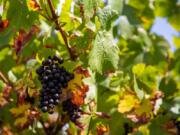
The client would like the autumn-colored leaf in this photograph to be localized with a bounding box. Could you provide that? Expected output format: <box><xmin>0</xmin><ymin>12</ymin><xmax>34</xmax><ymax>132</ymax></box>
<box><xmin>0</xmin><ymin>19</ymin><xmax>9</xmax><ymax>32</ymax></box>
<box><xmin>14</xmin><ymin>116</ymin><xmax>28</xmax><ymax>128</ymax></box>
<box><xmin>13</xmin><ymin>30</ymin><xmax>25</xmax><ymax>55</ymax></box>
<box><xmin>96</xmin><ymin>124</ymin><xmax>109</xmax><ymax>135</ymax></box>
<box><xmin>0</xmin><ymin>96</ymin><xmax>8</xmax><ymax>108</ymax></box>
<box><xmin>28</xmin><ymin>0</ymin><xmax>40</xmax><ymax>11</ymax></box>
<box><xmin>71</xmin><ymin>84</ymin><xmax>88</xmax><ymax>105</ymax></box>
<box><xmin>65</xmin><ymin>66</ymin><xmax>89</xmax><ymax>106</ymax></box>
<box><xmin>2</xmin><ymin>85</ymin><xmax>12</xmax><ymax>99</ymax></box>
<box><xmin>162</xmin><ymin>120</ymin><xmax>178</xmax><ymax>135</ymax></box>
<box><xmin>2</xmin><ymin>126</ymin><xmax>14</xmax><ymax>135</ymax></box>
<box><xmin>127</xmin><ymin>113</ymin><xmax>150</xmax><ymax>124</ymax></box>
<box><xmin>0</xmin><ymin>85</ymin><xmax>12</xmax><ymax>108</ymax></box>
<box><xmin>118</xmin><ymin>94</ymin><xmax>140</xmax><ymax>113</ymax></box>
<box><xmin>75</xmin><ymin>66</ymin><xmax>90</xmax><ymax>77</ymax></box>
<box><xmin>10</xmin><ymin>103</ymin><xmax>30</xmax><ymax>117</ymax></box>
<box><xmin>13</xmin><ymin>25</ymin><xmax>39</xmax><ymax>55</ymax></box>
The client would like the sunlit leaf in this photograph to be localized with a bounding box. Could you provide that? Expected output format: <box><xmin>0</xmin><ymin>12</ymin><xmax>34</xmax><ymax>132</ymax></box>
<box><xmin>173</xmin><ymin>36</ymin><xmax>180</xmax><ymax>49</ymax></box>
<box><xmin>133</xmin><ymin>76</ymin><xmax>144</xmax><ymax>100</ymax></box>
<box><xmin>118</xmin><ymin>93</ymin><xmax>140</xmax><ymax>113</ymax></box>
<box><xmin>89</xmin><ymin>30</ymin><xmax>119</xmax><ymax>74</ymax></box>
<box><xmin>132</xmin><ymin>63</ymin><xmax>145</xmax><ymax>77</ymax></box>
<box><xmin>135</xmin><ymin>99</ymin><xmax>153</xmax><ymax>116</ymax></box>
<box><xmin>108</xmin><ymin>0</ymin><xmax>124</xmax><ymax>13</ymax></box>
<box><xmin>10</xmin><ymin>104</ymin><xmax>30</xmax><ymax>117</ymax></box>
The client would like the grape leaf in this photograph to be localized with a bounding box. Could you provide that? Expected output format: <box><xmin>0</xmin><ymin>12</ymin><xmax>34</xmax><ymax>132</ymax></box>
<box><xmin>97</xmin><ymin>7</ymin><xmax>118</xmax><ymax>30</ymax></box>
<box><xmin>89</xmin><ymin>30</ymin><xmax>119</xmax><ymax>74</ymax></box>
<box><xmin>83</xmin><ymin>0</ymin><xmax>99</xmax><ymax>19</ymax></box>
<box><xmin>118</xmin><ymin>94</ymin><xmax>140</xmax><ymax>113</ymax></box>
<box><xmin>108</xmin><ymin>0</ymin><xmax>124</xmax><ymax>14</ymax></box>
<box><xmin>132</xmin><ymin>63</ymin><xmax>145</xmax><ymax>77</ymax></box>
<box><xmin>173</xmin><ymin>36</ymin><xmax>180</xmax><ymax>49</ymax></box>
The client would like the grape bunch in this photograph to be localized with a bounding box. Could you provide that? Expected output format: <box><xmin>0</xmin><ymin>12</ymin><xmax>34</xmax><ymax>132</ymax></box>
<box><xmin>62</xmin><ymin>99</ymin><xmax>82</xmax><ymax>123</ymax></box>
<box><xmin>36</xmin><ymin>55</ymin><xmax>74</xmax><ymax>114</ymax></box>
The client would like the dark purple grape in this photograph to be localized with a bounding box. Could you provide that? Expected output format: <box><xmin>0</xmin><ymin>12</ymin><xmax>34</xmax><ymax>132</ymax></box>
<box><xmin>42</xmin><ymin>101</ymin><xmax>48</xmax><ymax>106</ymax></box>
<box><xmin>36</xmin><ymin>66</ymin><xmax>44</xmax><ymax>74</ymax></box>
<box><xmin>54</xmin><ymin>93</ymin><xmax>60</xmax><ymax>99</ymax></box>
<box><xmin>37</xmin><ymin>55</ymin><xmax>74</xmax><ymax>114</ymax></box>
<box><xmin>45</xmin><ymin>70</ymin><xmax>51</xmax><ymax>75</ymax></box>
<box><xmin>49</xmin><ymin>99</ymin><xmax>54</xmax><ymax>104</ymax></box>
<box><xmin>54</xmin><ymin>99</ymin><xmax>59</xmax><ymax>104</ymax></box>
<box><xmin>59</xmin><ymin>76</ymin><xmax>64</xmax><ymax>82</ymax></box>
<box><xmin>41</xmin><ymin>106</ymin><xmax>48</xmax><ymax>112</ymax></box>
<box><xmin>70</xmin><ymin>74</ymin><xmax>74</xmax><ymax>80</ymax></box>
<box><xmin>48</xmin><ymin>74</ymin><xmax>53</xmax><ymax>79</ymax></box>
<box><xmin>62</xmin><ymin>99</ymin><xmax>81</xmax><ymax>123</ymax></box>
<box><xmin>48</xmin><ymin>82</ymin><xmax>54</xmax><ymax>88</ymax></box>
<box><xmin>58</xmin><ymin>58</ymin><xmax>63</xmax><ymax>64</ymax></box>
<box><xmin>62</xmin><ymin>82</ymin><xmax>68</xmax><ymax>88</ymax></box>
<box><xmin>43</xmin><ymin>76</ymin><xmax>48</xmax><ymax>81</ymax></box>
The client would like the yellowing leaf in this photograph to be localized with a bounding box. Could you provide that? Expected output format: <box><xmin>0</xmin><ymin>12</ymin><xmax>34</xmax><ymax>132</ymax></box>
<box><xmin>10</xmin><ymin>104</ymin><xmax>30</xmax><ymax>117</ymax></box>
<box><xmin>14</xmin><ymin>116</ymin><xmax>28</xmax><ymax>127</ymax></box>
<box><xmin>132</xmin><ymin>63</ymin><xmax>145</xmax><ymax>77</ymax></box>
<box><xmin>135</xmin><ymin>99</ymin><xmax>153</xmax><ymax>116</ymax></box>
<box><xmin>118</xmin><ymin>94</ymin><xmax>140</xmax><ymax>113</ymax></box>
<box><xmin>65</xmin><ymin>67</ymin><xmax>89</xmax><ymax>105</ymax></box>
<box><xmin>67</xmin><ymin>72</ymin><xmax>83</xmax><ymax>90</ymax></box>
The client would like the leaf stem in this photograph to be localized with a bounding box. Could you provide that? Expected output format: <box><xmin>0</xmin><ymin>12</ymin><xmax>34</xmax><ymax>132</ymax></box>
<box><xmin>46</xmin><ymin>0</ymin><xmax>76</xmax><ymax>60</ymax></box>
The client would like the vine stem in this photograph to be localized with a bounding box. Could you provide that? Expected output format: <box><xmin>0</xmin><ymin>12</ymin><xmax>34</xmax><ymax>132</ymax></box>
<box><xmin>0</xmin><ymin>71</ymin><xmax>8</xmax><ymax>83</ymax></box>
<box><xmin>47</xmin><ymin>0</ymin><xmax>76</xmax><ymax>60</ymax></box>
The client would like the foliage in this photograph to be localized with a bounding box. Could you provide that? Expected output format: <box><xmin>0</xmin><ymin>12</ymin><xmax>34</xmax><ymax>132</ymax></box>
<box><xmin>0</xmin><ymin>0</ymin><xmax>180</xmax><ymax>135</ymax></box>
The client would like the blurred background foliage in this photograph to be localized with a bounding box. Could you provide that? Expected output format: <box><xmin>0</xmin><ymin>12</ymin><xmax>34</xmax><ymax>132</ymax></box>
<box><xmin>0</xmin><ymin>0</ymin><xmax>180</xmax><ymax>135</ymax></box>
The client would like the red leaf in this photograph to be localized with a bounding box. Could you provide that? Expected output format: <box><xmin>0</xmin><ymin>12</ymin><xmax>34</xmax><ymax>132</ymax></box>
<box><xmin>75</xmin><ymin>66</ymin><xmax>90</xmax><ymax>77</ymax></box>
<box><xmin>3</xmin><ymin>85</ymin><xmax>12</xmax><ymax>99</ymax></box>
<box><xmin>97</xmin><ymin>124</ymin><xmax>109</xmax><ymax>135</ymax></box>
<box><xmin>13</xmin><ymin>25</ymin><xmax>39</xmax><ymax>55</ymax></box>
<box><xmin>0</xmin><ymin>19</ymin><xmax>9</xmax><ymax>32</ymax></box>
<box><xmin>71</xmin><ymin>84</ymin><xmax>88</xmax><ymax>106</ymax></box>
<box><xmin>13</xmin><ymin>30</ymin><xmax>25</xmax><ymax>55</ymax></box>
<box><xmin>29</xmin><ymin>0</ymin><xmax>40</xmax><ymax>10</ymax></box>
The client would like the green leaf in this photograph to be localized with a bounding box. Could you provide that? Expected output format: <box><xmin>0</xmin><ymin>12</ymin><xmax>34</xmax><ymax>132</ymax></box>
<box><xmin>159</xmin><ymin>77</ymin><xmax>177</xmax><ymax>97</ymax></box>
<box><xmin>0</xmin><ymin>80</ymin><xmax>6</xmax><ymax>91</ymax></box>
<box><xmin>7</xmin><ymin>0</ymin><xmax>38</xmax><ymax>30</ymax></box>
<box><xmin>83</xmin><ymin>0</ymin><xmax>99</xmax><ymax>19</ymax></box>
<box><xmin>154</xmin><ymin>0</ymin><xmax>176</xmax><ymax>17</ymax></box>
<box><xmin>108</xmin><ymin>0</ymin><xmax>124</xmax><ymax>14</ymax></box>
<box><xmin>97</xmin><ymin>7</ymin><xmax>118</xmax><ymax>30</ymax></box>
<box><xmin>168</xmin><ymin>10</ymin><xmax>180</xmax><ymax>31</ymax></box>
<box><xmin>137</xmin><ymin>27</ymin><xmax>152</xmax><ymax>47</ymax></box>
<box><xmin>8</xmin><ymin>70</ymin><xmax>17</xmax><ymax>83</ymax></box>
<box><xmin>128</xmin><ymin>0</ymin><xmax>149</xmax><ymax>11</ymax></box>
<box><xmin>132</xmin><ymin>63</ymin><xmax>145</xmax><ymax>77</ymax></box>
<box><xmin>149</xmin><ymin>115</ymin><xmax>170</xmax><ymax>135</ymax></box>
<box><xmin>89</xmin><ymin>30</ymin><xmax>119</xmax><ymax>74</ymax></box>
<box><xmin>26</xmin><ymin>59</ymin><xmax>38</xmax><ymax>69</ymax></box>
<box><xmin>173</xmin><ymin>36</ymin><xmax>180</xmax><ymax>49</ymax></box>
<box><xmin>119</xmin><ymin>16</ymin><xmax>134</xmax><ymax>39</ymax></box>
<box><xmin>133</xmin><ymin>75</ymin><xmax>144</xmax><ymax>100</ymax></box>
